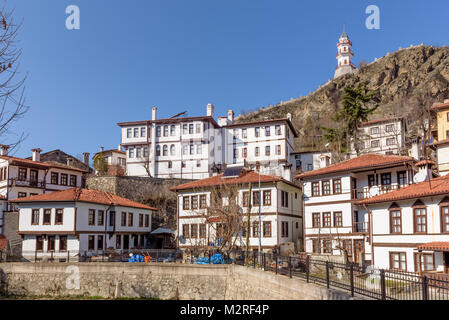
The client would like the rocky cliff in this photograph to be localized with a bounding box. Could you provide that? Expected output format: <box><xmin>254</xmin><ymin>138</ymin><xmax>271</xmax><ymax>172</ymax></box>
<box><xmin>236</xmin><ymin>45</ymin><xmax>449</xmax><ymax>151</ymax></box>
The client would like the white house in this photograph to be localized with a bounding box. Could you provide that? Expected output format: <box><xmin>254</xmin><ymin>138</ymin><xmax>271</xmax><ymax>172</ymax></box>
<box><xmin>93</xmin><ymin>146</ymin><xmax>127</xmax><ymax>176</ymax></box>
<box><xmin>349</xmin><ymin>118</ymin><xmax>407</xmax><ymax>158</ymax></box>
<box><xmin>0</xmin><ymin>146</ymin><xmax>88</xmax><ymax>236</ymax></box>
<box><xmin>10</xmin><ymin>188</ymin><xmax>156</xmax><ymax>261</ymax></box>
<box><xmin>296</xmin><ymin>153</ymin><xmax>416</xmax><ymax>264</ymax></box>
<box><xmin>290</xmin><ymin>151</ymin><xmax>332</xmax><ymax>173</ymax></box>
<box><xmin>358</xmin><ymin>173</ymin><xmax>449</xmax><ymax>276</ymax></box>
<box><xmin>171</xmin><ymin>167</ymin><xmax>302</xmax><ymax>251</ymax></box>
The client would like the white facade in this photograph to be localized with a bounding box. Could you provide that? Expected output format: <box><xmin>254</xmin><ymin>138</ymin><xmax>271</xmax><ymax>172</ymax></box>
<box><xmin>17</xmin><ymin>200</ymin><xmax>154</xmax><ymax>260</ymax></box>
<box><xmin>350</xmin><ymin>118</ymin><xmax>406</xmax><ymax>158</ymax></box>
<box><xmin>291</xmin><ymin>151</ymin><xmax>332</xmax><ymax>173</ymax></box>
<box><xmin>175</xmin><ymin>178</ymin><xmax>302</xmax><ymax>251</ymax></box>
<box><xmin>118</xmin><ymin>104</ymin><xmax>297</xmax><ymax>180</ymax></box>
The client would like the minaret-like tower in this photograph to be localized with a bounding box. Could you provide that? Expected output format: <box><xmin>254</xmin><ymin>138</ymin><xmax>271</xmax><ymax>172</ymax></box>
<box><xmin>334</xmin><ymin>28</ymin><xmax>356</xmax><ymax>79</ymax></box>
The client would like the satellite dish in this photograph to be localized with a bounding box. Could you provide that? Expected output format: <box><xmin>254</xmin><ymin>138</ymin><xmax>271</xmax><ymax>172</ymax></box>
<box><xmin>369</xmin><ymin>186</ymin><xmax>380</xmax><ymax>197</ymax></box>
<box><xmin>413</xmin><ymin>171</ymin><xmax>428</xmax><ymax>183</ymax></box>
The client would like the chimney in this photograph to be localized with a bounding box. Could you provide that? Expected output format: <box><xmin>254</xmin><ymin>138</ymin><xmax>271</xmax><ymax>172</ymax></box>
<box><xmin>319</xmin><ymin>154</ymin><xmax>331</xmax><ymax>169</ymax></box>
<box><xmin>118</xmin><ymin>144</ymin><xmax>122</xmax><ymax>151</ymax></box>
<box><xmin>207</xmin><ymin>103</ymin><xmax>214</xmax><ymax>117</ymax></box>
<box><xmin>0</xmin><ymin>145</ymin><xmax>9</xmax><ymax>156</ymax></box>
<box><xmin>411</xmin><ymin>138</ymin><xmax>420</xmax><ymax>160</ymax></box>
<box><xmin>417</xmin><ymin>159</ymin><xmax>435</xmax><ymax>181</ymax></box>
<box><xmin>287</xmin><ymin>113</ymin><xmax>292</xmax><ymax>121</ymax></box>
<box><xmin>227</xmin><ymin>110</ymin><xmax>234</xmax><ymax>123</ymax></box>
<box><xmin>31</xmin><ymin>148</ymin><xmax>42</xmax><ymax>162</ymax></box>
<box><xmin>83</xmin><ymin>152</ymin><xmax>90</xmax><ymax>167</ymax></box>
<box><xmin>152</xmin><ymin>106</ymin><xmax>157</xmax><ymax>121</ymax></box>
<box><xmin>100</xmin><ymin>146</ymin><xmax>104</xmax><ymax>153</ymax></box>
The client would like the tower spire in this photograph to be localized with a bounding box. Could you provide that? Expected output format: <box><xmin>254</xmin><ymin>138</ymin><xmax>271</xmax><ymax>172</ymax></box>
<box><xmin>334</xmin><ymin>27</ymin><xmax>356</xmax><ymax>79</ymax></box>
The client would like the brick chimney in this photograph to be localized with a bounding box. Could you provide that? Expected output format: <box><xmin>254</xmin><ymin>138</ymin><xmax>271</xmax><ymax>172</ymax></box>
<box><xmin>227</xmin><ymin>110</ymin><xmax>234</xmax><ymax>123</ymax></box>
<box><xmin>83</xmin><ymin>152</ymin><xmax>90</xmax><ymax>167</ymax></box>
<box><xmin>152</xmin><ymin>106</ymin><xmax>157</xmax><ymax>121</ymax></box>
<box><xmin>207</xmin><ymin>103</ymin><xmax>214</xmax><ymax>117</ymax></box>
<box><xmin>31</xmin><ymin>148</ymin><xmax>42</xmax><ymax>162</ymax></box>
<box><xmin>0</xmin><ymin>145</ymin><xmax>9</xmax><ymax>156</ymax></box>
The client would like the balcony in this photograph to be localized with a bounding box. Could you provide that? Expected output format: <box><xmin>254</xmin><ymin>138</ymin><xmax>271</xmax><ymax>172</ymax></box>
<box><xmin>351</xmin><ymin>184</ymin><xmax>401</xmax><ymax>200</ymax></box>
<box><xmin>9</xmin><ymin>178</ymin><xmax>45</xmax><ymax>188</ymax></box>
<box><xmin>353</xmin><ymin>221</ymin><xmax>369</xmax><ymax>233</ymax></box>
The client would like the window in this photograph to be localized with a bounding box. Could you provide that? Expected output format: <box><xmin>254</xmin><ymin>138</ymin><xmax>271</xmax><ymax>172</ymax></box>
<box><xmin>390</xmin><ymin>252</ymin><xmax>407</xmax><ymax>271</ymax></box>
<box><xmin>414</xmin><ymin>253</ymin><xmax>435</xmax><ymax>272</ymax></box>
<box><xmin>441</xmin><ymin>206</ymin><xmax>449</xmax><ymax>233</ymax></box>
<box><xmin>334</xmin><ymin>212</ymin><xmax>343</xmax><ymax>227</ymax></box>
<box><xmin>242</xmin><ymin>128</ymin><xmax>247</xmax><ymax>138</ymax></box>
<box><xmin>163</xmin><ymin>145</ymin><xmax>168</xmax><ymax>156</ymax></box>
<box><xmin>255</xmin><ymin>147</ymin><xmax>260</xmax><ymax>157</ymax></box>
<box><xmin>182</xmin><ymin>224</ymin><xmax>190</xmax><ymax>238</ymax></box>
<box><xmin>129</xmin><ymin>147</ymin><xmax>134</xmax><ymax>158</ymax></box>
<box><xmin>133</xmin><ymin>128</ymin><xmax>139</xmax><ymax>138</ymax></box>
<box><xmin>414</xmin><ymin>207</ymin><xmax>427</xmax><ymax>233</ymax></box>
<box><xmin>156</xmin><ymin>145</ymin><xmax>161</xmax><ymax>157</ymax></box>
<box><xmin>343</xmin><ymin>240</ymin><xmax>352</xmax><ymax>256</ymax></box>
<box><xmin>191</xmin><ymin>196</ymin><xmax>198</xmax><ymax>210</ymax></box>
<box><xmin>190</xmin><ymin>144</ymin><xmax>194</xmax><ymax>155</ymax></box>
<box><xmin>243</xmin><ymin>148</ymin><xmax>247</xmax><ymax>158</ymax></box>
<box><xmin>138</xmin><ymin>214</ymin><xmax>144</xmax><ymax>227</ymax></box>
<box><xmin>156</xmin><ymin>126</ymin><xmax>161</xmax><ymax>137</ymax></box>
<box><xmin>263</xmin><ymin>221</ymin><xmax>271</xmax><ymax>237</ymax></box>
<box><xmin>312</xmin><ymin>213</ymin><xmax>321</xmax><ymax>228</ymax></box>
<box><xmin>381</xmin><ymin>173</ymin><xmax>391</xmax><ymax>189</ymax></box>
<box><xmin>97</xmin><ymin>210</ymin><xmax>104</xmax><ymax>226</ymax></box>
<box><xmin>145</xmin><ymin>214</ymin><xmax>150</xmax><ymax>227</ymax></box>
<box><xmin>170</xmin><ymin>125</ymin><xmax>175</xmax><ymax>136</ymax></box>
<box><xmin>386</xmin><ymin>138</ymin><xmax>396</xmax><ymax>146</ymax></box>
<box><xmin>127</xmin><ymin>128</ymin><xmax>132</xmax><ymax>138</ymax></box>
<box><xmin>275</xmin><ymin>145</ymin><xmax>281</xmax><ymax>156</ymax></box>
<box><xmin>322</xmin><ymin>240</ymin><xmax>332</xmax><ymax>254</ymax></box>
<box><xmin>190</xmin><ymin>224</ymin><xmax>198</xmax><ymax>238</ymax></box>
<box><xmin>387</xmin><ymin>208</ymin><xmax>402</xmax><ymax>234</ymax></box>
<box><xmin>31</xmin><ymin>209</ymin><xmax>39</xmax><ymax>225</ymax></box>
<box><xmin>385</xmin><ymin>124</ymin><xmax>394</xmax><ymax>132</ymax></box>
<box><xmin>88</xmin><ymin>209</ymin><xmax>95</xmax><ymax>226</ymax></box>
<box><xmin>170</xmin><ymin>144</ymin><xmax>175</xmax><ymax>156</ymax></box>
<box><xmin>48</xmin><ymin>236</ymin><xmax>55</xmax><ymax>251</ymax></box>
<box><xmin>97</xmin><ymin>235</ymin><xmax>104</xmax><ymax>251</ymax></box>
<box><xmin>370</xmin><ymin>127</ymin><xmax>379</xmax><ymax>135</ymax></box>
<box><xmin>116</xmin><ymin>235</ymin><xmax>121</xmax><ymax>249</ymax></box>
<box><xmin>265</xmin><ymin>126</ymin><xmax>270</xmax><ymax>137</ymax></box>
<box><xmin>312</xmin><ymin>182</ymin><xmax>320</xmax><ymax>197</ymax></box>
<box><xmin>322</xmin><ymin>212</ymin><xmax>332</xmax><ymax>227</ymax></box>
<box><xmin>253</xmin><ymin>191</ymin><xmax>260</xmax><ymax>206</ymax></box>
<box><xmin>183</xmin><ymin>196</ymin><xmax>190</xmax><ymax>210</ymax></box>
<box><xmin>333</xmin><ymin>179</ymin><xmax>342</xmax><ymax>194</ymax></box>
<box><xmin>200</xmin><ymin>224</ymin><xmax>206</xmax><ymax>239</ymax></box>
<box><xmin>128</xmin><ymin>213</ymin><xmax>133</xmax><ymax>227</ymax></box>
<box><xmin>253</xmin><ymin>222</ymin><xmax>259</xmax><ymax>237</ymax></box>
<box><xmin>195</xmin><ymin>123</ymin><xmax>201</xmax><ymax>134</ymax></box>
<box><xmin>255</xmin><ymin>127</ymin><xmax>260</xmax><ymax>137</ymax></box>
<box><xmin>242</xmin><ymin>192</ymin><xmax>249</xmax><ymax>207</ymax></box>
<box><xmin>265</xmin><ymin>146</ymin><xmax>270</xmax><ymax>156</ymax></box>
<box><xmin>275</xmin><ymin>125</ymin><xmax>281</xmax><ymax>135</ymax></box>
<box><xmin>371</xmin><ymin>140</ymin><xmax>380</xmax><ymax>148</ymax></box>
<box><xmin>60</xmin><ymin>174</ymin><xmax>68</xmax><ymax>186</ymax></box>
<box><xmin>233</xmin><ymin>149</ymin><xmax>238</xmax><ymax>159</ymax></box>
<box><xmin>312</xmin><ymin>239</ymin><xmax>320</xmax><ymax>253</ymax></box>
<box><xmin>141</xmin><ymin>127</ymin><xmax>146</xmax><ymax>137</ymax></box>
<box><xmin>70</xmin><ymin>175</ymin><xmax>77</xmax><ymax>187</ymax></box>
<box><xmin>368</xmin><ymin>174</ymin><xmax>375</xmax><ymax>188</ymax></box>
<box><xmin>322</xmin><ymin>180</ymin><xmax>331</xmax><ymax>195</ymax></box>
<box><xmin>36</xmin><ymin>236</ymin><xmax>44</xmax><ymax>251</ymax></box>
<box><xmin>163</xmin><ymin>125</ymin><xmax>169</xmax><ymax>137</ymax></box>
<box><xmin>121</xmin><ymin>212</ymin><xmax>127</xmax><ymax>226</ymax></box>
<box><xmin>43</xmin><ymin>209</ymin><xmax>51</xmax><ymax>225</ymax></box>
<box><xmin>136</xmin><ymin>147</ymin><xmax>141</xmax><ymax>158</ymax></box>
<box><xmin>59</xmin><ymin>236</ymin><xmax>67</xmax><ymax>251</ymax></box>
<box><xmin>263</xmin><ymin>190</ymin><xmax>271</xmax><ymax>206</ymax></box>
<box><xmin>55</xmin><ymin>209</ymin><xmax>63</xmax><ymax>225</ymax></box>
<box><xmin>397</xmin><ymin>171</ymin><xmax>407</xmax><ymax>187</ymax></box>
<box><xmin>233</xmin><ymin>129</ymin><xmax>239</xmax><ymax>140</ymax></box>
<box><xmin>281</xmin><ymin>191</ymin><xmax>289</xmax><ymax>208</ymax></box>
<box><xmin>18</xmin><ymin>168</ymin><xmax>27</xmax><ymax>181</ymax></box>
<box><xmin>281</xmin><ymin>221</ymin><xmax>288</xmax><ymax>238</ymax></box>
<box><xmin>189</xmin><ymin>124</ymin><xmax>194</xmax><ymax>134</ymax></box>
<box><xmin>200</xmin><ymin>195</ymin><xmax>207</xmax><ymax>209</ymax></box>
<box><xmin>182</xmin><ymin>124</ymin><xmax>188</xmax><ymax>135</ymax></box>
<box><xmin>182</xmin><ymin>144</ymin><xmax>188</xmax><ymax>155</ymax></box>
<box><xmin>18</xmin><ymin>192</ymin><xmax>27</xmax><ymax>198</ymax></box>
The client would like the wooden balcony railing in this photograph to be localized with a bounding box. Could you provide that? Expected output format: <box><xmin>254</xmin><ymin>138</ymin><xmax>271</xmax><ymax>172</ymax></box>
<box><xmin>351</xmin><ymin>184</ymin><xmax>401</xmax><ymax>200</ymax></box>
<box><xmin>9</xmin><ymin>178</ymin><xmax>45</xmax><ymax>188</ymax></box>
<box><xmin>353</xmin><ymin>221</ymin><xmax>369</xmax><ymax>233</ymax></box>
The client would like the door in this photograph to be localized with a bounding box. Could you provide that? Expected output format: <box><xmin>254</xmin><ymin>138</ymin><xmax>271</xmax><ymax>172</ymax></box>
<box><xmin>351</xmin><ymin>178</ymin><xmax>357</xmax><ymax>199</ymax></box>
<box><xmin>123</xmin><ymin>235</ymin><xmax>129</xmax><ymax>250</ymax></box>
<box><xmin>353</xmin><ymin>240</ymin><xmax>365</xmax><ymax>264</ymax></box>
<box><xmin>30</xmin><ymin>169</ymin><xmax>38</xmax><ymax>187</ymax></box>
<box><xmin>47</xmin><ymin>236</ymin><xmax>55</xmax><ymax>251</ymax></box>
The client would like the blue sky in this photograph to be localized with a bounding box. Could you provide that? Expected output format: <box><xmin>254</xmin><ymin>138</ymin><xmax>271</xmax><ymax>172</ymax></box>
<box><xmin>9</xmin><ymin>0</ymin><xmax>449</xmax><ymax>159</ymax></box>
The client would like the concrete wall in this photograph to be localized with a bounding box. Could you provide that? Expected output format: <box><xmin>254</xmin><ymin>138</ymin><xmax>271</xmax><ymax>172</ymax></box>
<box><xmin>0</xmin><ymin>262</ymin><xmax>361</xmax><ymax>300</ymax></box>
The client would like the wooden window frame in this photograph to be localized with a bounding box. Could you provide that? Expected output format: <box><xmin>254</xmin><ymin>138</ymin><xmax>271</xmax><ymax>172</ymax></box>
<box><xmin>199</xmin><ymin>224</ymin><xmax>206</xmax><ymax>239</ymax></box>
<box><xmin>69</xmin><ymin>175</ymin><xmax>77</xmax><ymax>187</ymax></box>
<box><xmin>97</xmin><ymin>210</ymin><xmax>104</xmax><ymax>226</ymax></box>
<box><xmin>333</xmin><ymin>212</ymin><xmax>343</xmax><ymax>227</ymax></box>
<box><xmin>389</xmin><ymin>252</ymin><xmax>407</xmax><ymax>271</ymax></box>
<box><xmin>311</xmin><ymin>182</ymin><xmax>320</xmax><ymax>197</ymax></box>
<box><xmin>36</xmin><ymin>236</ymin><xmax>44</xmax><ymax>251</ymax></box>
<box><xmin>263</xmin><ymin>221</ymin><xmax>272</xmax><ymax>238</ymax></box>
<box><xmin>333</xmin><ymin>179</ymin><xmax>342</xmax><ymax>194</ymax></box>
<box><xmin>183</xmin><ymin>196</ymin><xmax>190</xmax><ymax>210</ymax></box>
<box><xmin>145</xmin><ymin>214</ymin><xmax>150</xmax><ymax>228</ymax></box>
<box><xmin>312</xmin><ymin>213</ymin><xmax>321</xmax><ymax>228</ymax></box>
<box><xmin>88</xmin><ymin>235</ymin><xmax>95</xmax><ymax>251</ymax></box>
<box><xmin>322</xmin><ymin>212</ymin><xmax>332</xmax><ymax>227</ymax></box>
<box><xmin>59</xmin><ymin>235</ymin><xmax>67</xmax><ymax>252</ymax></box>
<box><xmin>88</xmin><ymin>209</ymin><xmax>96</xmax><ymax>226</ymax></box>
<box><xmin>389</xmin><ymin>208</ymin><xmax>402</xmax><ymax>234</ymax></box>
<box><xmin>139</xmin><ymin>214</ymin><xmax>144</xmax><ymax>227</ymax></box>
<box><xmin>128</xmin><ymin>212</ymin><xmax>133</xmax><ymax>227</ymax></box>
<box><xmin>322</xmin><ymin>239</ymin><xmax>332</xmax><ymax>254</ymax></box>
<box><xmin>322</xmin><ymin>180</ymin><xmax>331</xmax><ymax>196</ymax></box>
<box><xmin>97</xmin><ymin>235</ymin><xmax>104</xmax><ymax>251</ymax></box>
<box><xmin>60</xmin><ymin>173</ymin><xmax>68</xmax><ymax>186</ymax></box>
<box><xmin>440</xmin><ymin>201</ymin><xmax>449</xmax><ymax>234</ymax></box>
<box><xmin>252</xmin><ymin>221</ymin><xmax>259</xmax><ymax>238</ymax></box>
<box><xmin>413</xmin><ymin>204</ymin><xmax>427</xmax><ymax>234</ymax></box>
<box><xmin>190</xmin><ymin>224</ymin><xmax>198</xmax><ymax>239</ymax></box>
<box><xmin>121</xmin><ymin>212</ymin><xmax>127</xmax><ymax>227</ymax></box>
<box><xmin>199</xmin><ymin>195</ymin><xmax>207</xmax><ymax>209</ymax></box>
<box><xmin>253</xmin><ymin>191</ymin><xmax>260</xmax><ymax>206</ymax></box>
<box><xmin>414</xmin><ymin>253</ymin><xmax>435</xmax><ymax>272</ymax></box>
<box><xmin>263</xmin><ymin>190</ymin><xmax>271</xmax><ymax>206</ymax></box>
<box><xmin>182</xmin><ymin>224</ymin><xmax>190</xmax><ymax>239</ymax></box>
<box><xmin>18</xmin><ymin>167</ymin><xmax>27</xmax><ymax>181</ymax></box>
<box><xmin>31</xmin><ymin>209</ymin><xmax>39</xmax><ymax>225</ymax></box>
<box><xmin>55</xmin><ymin>208</ymin><xmax>64</xmax><ymax>225</ymax></box>
<box><xmin>43</xmin><ymin>209</ymin><xmax>51</xmax><ymax>225</ymax></box>
<box><xmin>191</xmin><ymin>196</ymin><xmax>199</xmax><ymax>210</ymax></box>
<box><xmin>281</xmin><ymin>221</ymin><xmax>288</xmax><ymax>238</ymax></box>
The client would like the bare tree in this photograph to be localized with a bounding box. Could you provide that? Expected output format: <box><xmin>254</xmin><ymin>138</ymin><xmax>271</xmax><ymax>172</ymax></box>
<box><xmin>0</xmin><ymin>3</ymin><xmax>28</xmax><ymax>152</ymax></box>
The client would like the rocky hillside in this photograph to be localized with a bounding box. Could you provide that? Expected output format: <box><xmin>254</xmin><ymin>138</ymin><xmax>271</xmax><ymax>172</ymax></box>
<box><xmin>236</xmin><ymin>45</ymin><xmax>449</xmax><ymax>152</ymax></box>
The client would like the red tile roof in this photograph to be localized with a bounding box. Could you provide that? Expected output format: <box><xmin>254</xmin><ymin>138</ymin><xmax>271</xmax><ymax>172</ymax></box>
<box><xmin>415</xmin><ymin>159</ymin><xmax>436</xmax><ymax>167</ymax></box>
<box><xmin>358</xmin><ymin>174</ymin><xmax>449</xmax><ymax>205</ymax></box>
<box><xmin>0</xmin><ymin>155</ymin><xmax>88</xmax><ymax>173</ymax></box>
<box><xmin>362</xmin><ymin>117</ymin><xmax>403</xmax><ymax>126</ymax></box>
<box><xmin>9</xmin><ymin>188</ymin><xmax>157</xmax><ymax>211</ymax></box>
<box><xmin>171</xmin><ymin>170</ymin><xmax>299</xmax><ymax>191</ymax></box>
<box><xmin>227</xmin><ymin>118</ymin><xmax>298</xmax><ymax>137</ymax></box>
<box><xmin>295</xmin><ymin>154</ymin><xmax>415</xmax><ymax>180</ymax></box>
<box><xmin>430</xmin><ymin>102</ymin><xmax>449</xmax><ymax>111</ymax></box>
<box><xmin>417</xmin><ymin>242</ymin><xmax>449</xmax><ymax>252</ymax></box>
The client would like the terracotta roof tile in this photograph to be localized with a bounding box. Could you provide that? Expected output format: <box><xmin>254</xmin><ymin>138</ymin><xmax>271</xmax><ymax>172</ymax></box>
<box><xmin>362</xmin><ymin>117</ymin><xmax>403</xmax><ymax>126</ymax></box>
<box><xmin>296</xmin><ymin>154</ymin><xmax>415</xmax><ymax>180</ymax></box>
<box><xmin>415</xmin><ymin>159</ymin><xmax>436</xmax><ymax>167</ymax></box>
<box><xmin>0</xmin><ymin>155</ymin><xmax>88</xmax><ymax>173</ymax></box>
<box><xmin>417</xmin><ymin>242</ymin><xmax>449</xmax><ymax>251</ymax></box>
<box><xmin>9</xmin><ymin>188</ymin><xmax>157</xmax><ymax>211</ymax></box>
<box><xmin>171</xmin><ymin>170</ymin><xmax>299</xmax><ymax>191</ymax></box>
<box><xmin>358</xmin><ymin>174</ymin><xmax>449</xmax><ymax>205</ymax></box>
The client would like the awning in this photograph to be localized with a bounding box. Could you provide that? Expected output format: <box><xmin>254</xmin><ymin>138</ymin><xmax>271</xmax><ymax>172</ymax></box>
<box><xmin>151</xmin><ymin>228</ymin><xmax>175</xmax><ymax>235</ymax></box>
<box><xmin>417</xmin><ymin>242</ymin><xmax>449</xmax><ymax>252</ymax></box>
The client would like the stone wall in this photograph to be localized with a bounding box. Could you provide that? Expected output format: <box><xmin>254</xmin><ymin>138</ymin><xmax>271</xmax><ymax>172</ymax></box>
<box><xmin>0</xmin><ymin>263</ymin><xmax>363</xmax><ymax>300</ymax></box>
